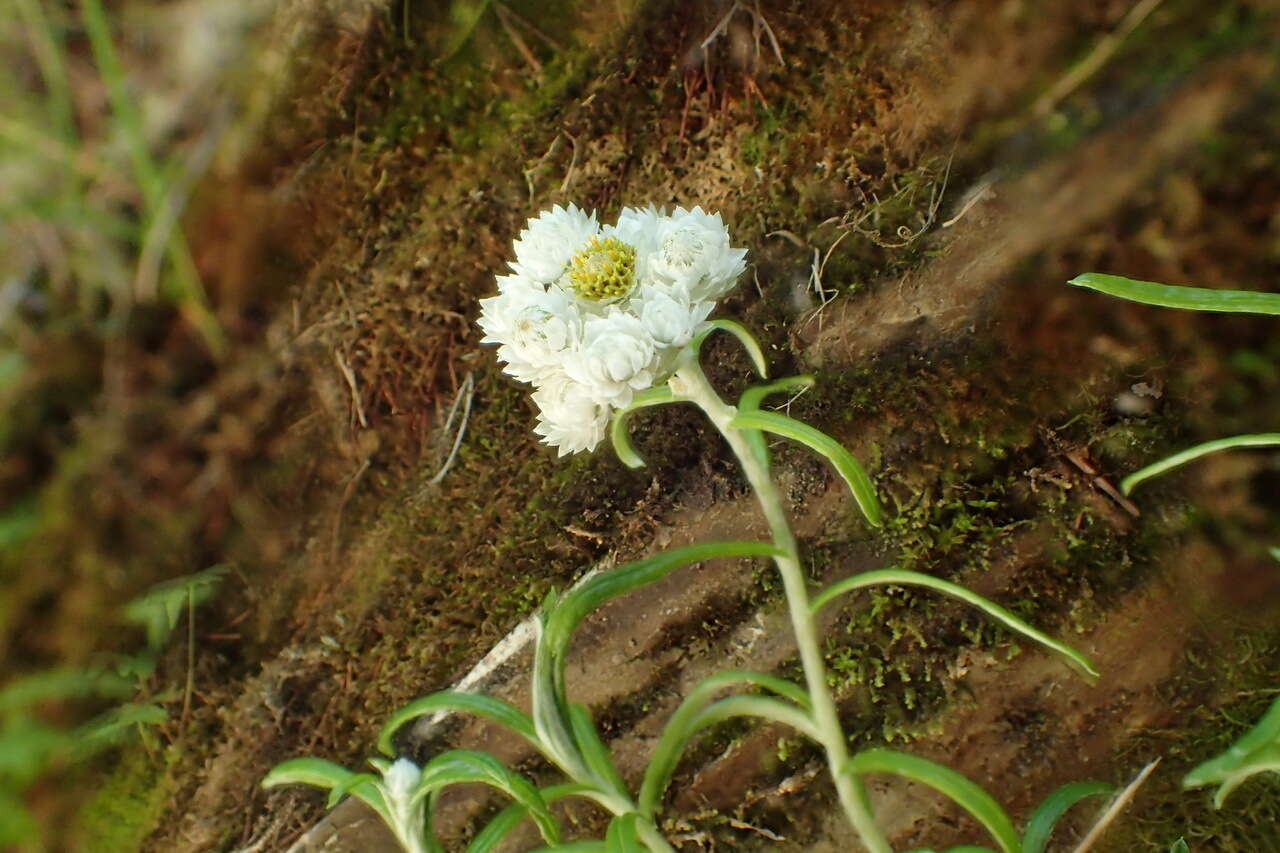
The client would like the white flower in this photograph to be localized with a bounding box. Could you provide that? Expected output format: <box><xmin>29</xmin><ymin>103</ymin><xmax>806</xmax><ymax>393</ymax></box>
<box><xmin>531</xmin><ymin>371</ymin><xmax>610</xmax><ymax>456</ymax></box>
<box><xmin>510</xmin><ymin>203</ymin><xmax>599</xmax><ymax>284</ymax></box>
<box><xmin>631</xmin><ymin>283</ymin><xmax>712</xmax><ymax>349</ymax></box>
<box><xmin>649</xmin><ymin>206</ymin><xmax>747</xmax><ymax>301</ymax></box>
<box><xmin>478</xmin><ymin>279</ymin><xmax>583</xmax><ymax>383</ymax></box>
<box><xmin>564</xmin><ymin>312</ymin><xmax>658</xmax><ymax>408</ymax></box>
<box><xmin>478</xmin><ymin>203</ymin><xmax>747</xmax><ymax>455</ymax></box>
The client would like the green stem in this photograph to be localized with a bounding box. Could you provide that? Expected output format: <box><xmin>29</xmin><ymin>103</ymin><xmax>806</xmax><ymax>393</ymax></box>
<box><xmin>669</xmin><ymin>361</ymin><xmax>892</xmax><ymax>853</ymax></box>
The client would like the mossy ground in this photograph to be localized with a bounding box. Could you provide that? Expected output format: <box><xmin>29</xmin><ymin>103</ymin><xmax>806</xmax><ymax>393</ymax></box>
<box><xmin>6</xmin><ymin>0</ymin><xmax>1280</xmax><ymax>850</ymax></box>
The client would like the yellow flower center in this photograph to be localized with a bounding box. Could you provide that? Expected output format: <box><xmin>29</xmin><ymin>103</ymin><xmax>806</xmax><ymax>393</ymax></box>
<box><xmin>567</xmin><ymin>236</ymin><xmax>636</xmax><ymax>302</ymax></box>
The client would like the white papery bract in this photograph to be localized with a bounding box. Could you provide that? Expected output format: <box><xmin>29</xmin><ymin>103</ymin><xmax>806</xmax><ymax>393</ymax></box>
<box><xmin>478</xmin><ymin>277</ymin><xmax>583</xmax><ymax>384</ymax></box>
<box><xmin>479</xmin><ymin>204</ymin><xmax>746</xmax><ymax>454</ymax></box>
<box><xmin>531</xmin><ymin>370</ymin><xmax>611</xmax><ymax>456</ymax></box>
<box><xmin>510</xmin><ymin>203</ymin><xmax>600</xmax><ymax>284</ymax></box>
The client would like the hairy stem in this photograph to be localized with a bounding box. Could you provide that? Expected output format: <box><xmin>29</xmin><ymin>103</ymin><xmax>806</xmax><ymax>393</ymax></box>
<box><xmin>670</xmin><ymin>362</ymin><xmax>891</xmax><ymax>853</ymax></box>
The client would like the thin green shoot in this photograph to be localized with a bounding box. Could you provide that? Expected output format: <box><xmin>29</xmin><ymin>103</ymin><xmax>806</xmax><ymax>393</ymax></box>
<box><xmin>1121</xmin><ymin>434</ymin><xmax>1280</xmax><ymax>495</ymax></box>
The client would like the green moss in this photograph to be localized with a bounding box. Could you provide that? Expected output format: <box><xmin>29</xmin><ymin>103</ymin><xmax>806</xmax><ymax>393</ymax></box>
<box><xmin>70</xmin><ymin>744</ymin><xmax>173</xmax><ymax>853</ymax></box>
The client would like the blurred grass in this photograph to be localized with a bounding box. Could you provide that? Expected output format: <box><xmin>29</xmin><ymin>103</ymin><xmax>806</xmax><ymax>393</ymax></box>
<box><xmin>2</xmin><ymin>0</ymin><xmax>223</xmax><ymax>356</ymax></box>
<box><xmin>0</xmin><ymin>1</ymin><xmax>244</xmax><ymax>847</ymax></box>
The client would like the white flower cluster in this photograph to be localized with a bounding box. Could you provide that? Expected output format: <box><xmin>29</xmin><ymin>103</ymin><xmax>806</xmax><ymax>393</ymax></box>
<box><xmin>479</xmin><ymin>204</ymin><xmax>747</xmax><ymax>455</ymax></box>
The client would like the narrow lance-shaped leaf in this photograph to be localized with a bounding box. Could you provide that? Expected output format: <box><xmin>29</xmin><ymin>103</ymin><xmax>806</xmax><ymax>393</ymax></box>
<box><xmin>737</xmin><ymin>375</ymin><xmax>817</xmax><ymax>474</ymax></box>
<box><xmin>1121</xmin><ymin>434</ymin><xmax>1280</xmax><ymax>495</ymax></box>
<box><xmin>535</xmin><ymin>542</ymin><xmax>781</xmax><ymax>785</ymax></box>
<box><xmin>262</xmin><ymin>758</ymin><xmax>393</xmax><ymax>823</ymax></box>
<box><xmin>1184</xmin><ymin>695</ymin><xmax>1280</xmax><ymax>808</ymax></box>
<box><xmin>467</xmin><ymin>784</ymin><xmax>590</xmax><ymax>853</ymax></box>
<box><xmin>690</xmin><ymin>318</ymin><xmax>769</xmax><ymax>378</ymax></box>
<box><xmin>640</xmin><ymin>686</ymin><xmax>817</xmax><ymax>818</ymax></box>
<box><xmin>567</xmin><ymin>704</ymin><xmax>630</xmax><ymax>802</ymax></box>
<box><xmin>729</xmin><ymin>409</ymin><xmax>881</xmax><ymax>527</ymax></box>
<box><xmin>610</xmin><ymin>385</ymin><xmax>675</xmax><ymax>469</ymax></box>
<box><xmin>811</xmin><ymin>568</ymin><xmax>1098</xmax><ymax>679</ymax></box>
<box><xmin>1069</xmin><ymin>273</ymin><xmax>1280</xmax><ymax>316</ymax></box>
<box><xmin>846</xmin><ymin>749</ymin><xmax>1021</xmax><ymax>853</ymax></box>
<box><xmin>376</xmin><ymin>691</ymin><xmax>539</xmax><ymax>757</ymax></box>
<box><xmin>413</xmin><ymin>750</ymin><xmax>561</xmax><ymax>845</ymax></box>
<box><xmin>544</xmin><ymin>542</ymin><xmax>783</xmax><ymax>706</ymax></box>
<box><xmin>1022</xmin><ymin>780</ymin><xmax>1115</xmax><ymax>853</ymax></box>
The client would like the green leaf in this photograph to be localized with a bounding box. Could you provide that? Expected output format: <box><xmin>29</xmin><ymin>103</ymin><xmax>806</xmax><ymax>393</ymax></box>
<box><xmin>737</xmin><ymin>375</ymin><xmax>817</xmax><ymax>473</ymax></box>
<box><xmin>528</xmin><ymin>843</ymin><xmax>608</xmax><ymax>853</ymax></box>
<box><xmin>811</xmin><ymin>568</ymin><xmax>1098</xmax><ymax>680</ymax></box>
<box><xmin>605</xmin><ymin>813</ymin><xmax>642</xmax><ymax>853</ymax></box>
<box><xmin>1270</xmin><ymin>547</ymin><xmax>1280</xmax><ymax>564</ymax></box>
<box><xmin>535</xmin><ymin>542</ymin><xmax>783</xmax><ymax>781</ymax></box>
<box><xmin>0</xmin><ymin>667</ymin><xmax>131</xmax><ymax>713</ymax></box>
<box><xmin>728</xmin><ymin>409</ymin><xmax>881</xmax><ymax>527</ymax></box>
<box><xmin>376</xmin><ymin>691</ymin><xmax>539</xmax><ymax>757</ymax></box>
<box><xmin>1068</xmin><ymin>273</ymin><xmax>1280</xmax><ymax>315</ymax></box>
<box><xmin>0</xmin><ymin>497</ymin><xmax>39</xmax><ymax>550</ymax></box>
<box><xmin>262</xmin><ymin>757</ymin><xmax>356</xmax><ymax>792</ymax></box>
<box><xmin>639</xmin><ymin>677</ymin><xmax>816</xmax><ymax>817</ymax></box>
<box><xmin>1121</xmin><ymin>434</ymin><xmax>1280</xmax><ymax>495</ymax></box>
<box><xmin>846</xmin><ymin>749</ymin><xmax>1021</xmax><ymax>853</ymax></box>
<box><xmin>1184</xmin><ymin>695</ymin><xmax>1280</xmax><ymax>808</ymax></box>
<box><xmin>609</xmin><ymin>386</ymin><xmax>675</xmax><ymax>469</ymax></box>
<box><xmin>123</xmin><ymin>564</ymin><xmax>229</xmax><ymax>650</ymax></box>
<box><xmin>0</xmin><ymin>718</ymin><xmax>71</xmax><ymax>787</ymax></box>
<box><xmin>467</xmin><ymin>784</ymin><xmax>589</xmax><ymax>853</ymax></box>
<box><xmin>440</xmin><ymin>0</ymin><xmax>496</xmax><ymax>59</ymax></box>
<box><xmin>1022</xmin><ymin>780</ymin><xmax>1114</xmax><ymax>853</ymax></box>
<box><xmin>326</xmin><ymin>771</ymin><xmax>382</xmax><ymax>809</ymax></box>
<box><xmin>567</xmin><ymin>704</ymin><xmax>629</xmax><ymax>801</ymax></box>
<box><xmin>1169</xmin><ymin>838</ymin><xmax>1190</xmax><ymax>853</ymax></box>
<box><xmin>414</xmin><ymin>750</ymin><xmax>560</xmax><ymax>844</ymax></box>
<box><xmin>71</xmin><ymin>702</ymin><xmax>167</xmax><ymax>759</ymax></box>
<box><xmin>0</xmin><ymin>789</ymin><xmax>37</xmax><ymax>847</ymax></box>
<box><xmin>691</xmin><ymin>318</ymin><xmax>768</xmax><ymax>378</ymax></box>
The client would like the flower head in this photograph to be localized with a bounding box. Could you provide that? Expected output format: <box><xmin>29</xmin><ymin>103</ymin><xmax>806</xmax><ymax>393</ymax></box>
<box><xmin>479</xmin><ymin>204</ymin><xmax>746</xmax><ymax>454</ymax></box>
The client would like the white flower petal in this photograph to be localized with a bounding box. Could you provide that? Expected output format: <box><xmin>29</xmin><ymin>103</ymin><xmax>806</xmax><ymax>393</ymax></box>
<box><xmin>511</xmin><ymin>203</ymin><xmax>599</xmax><ymax>284</ymax></box>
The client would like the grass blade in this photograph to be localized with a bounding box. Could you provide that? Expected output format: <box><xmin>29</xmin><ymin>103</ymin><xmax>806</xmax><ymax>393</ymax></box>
<box><xmin>810</xmin><ymin>568</ymin><xmax>1097</xmax><ymax>680</ymax></box>
<box><xmin>610</xmin><ymin>385</ymin><xmax>675</xmax><ymax>468</ymax></box>
<box><xmin>729</xmin><ymin>409</ymin><xmax>881</xmax><ymax>527</ymax></box>
<box><xmin>847</xmin><ymin>749</ymin><xmax>1021</xmax><ymax>853</ymax></box>
<box><xmin>376</xmin><ymin>691</ymin><xmax>538</xmax><ymax>757</ymax></box>
<box><xmin>692</xmin><ymin>318</ymin><xmax>769</xmax><ymax>377</ymax></box>
<box><xmin>1121</xmin><ymin>433</ymin><xmax>1280</xmax><ymax>495</ymax></box>
<box><xmin>78</xmin><ymin>0</ymin><xmax>225</xmax><ymax>357</ymax></box>
<box><xmin>1022</xmin><ymin>780</ymin><xmax>1114</xmax><ymax>853</ymax></box>
<box><xmin>1069</xmin><ymin>273</ymin><xmax>1280</xmax><ymax>315</ymax></box>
